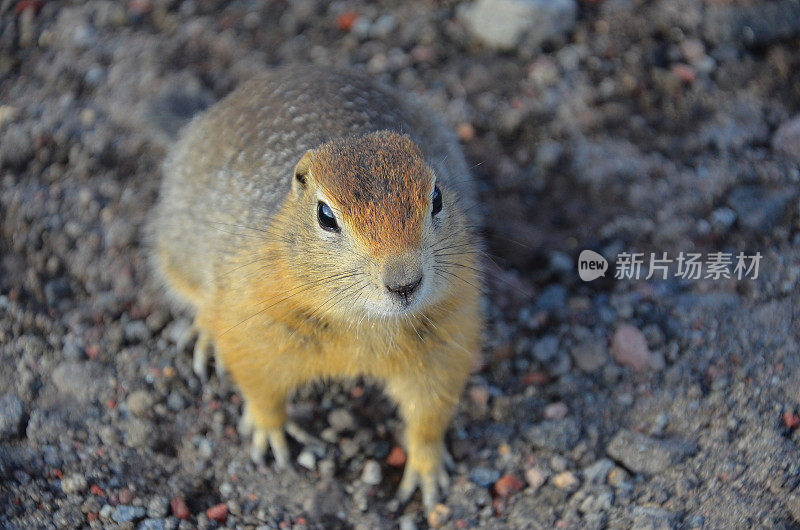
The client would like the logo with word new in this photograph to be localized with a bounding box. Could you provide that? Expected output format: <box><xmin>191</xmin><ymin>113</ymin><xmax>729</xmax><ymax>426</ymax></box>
<box><xmin>578</xmin><ymin>250</ymin><xmax>608</xmax><ymax>281</ymax></box>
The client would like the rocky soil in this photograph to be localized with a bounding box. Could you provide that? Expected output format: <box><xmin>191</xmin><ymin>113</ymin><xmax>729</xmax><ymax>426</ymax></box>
<box><xmin>2</xmin><ymin>0</ymin><xmax>800</xmax><ymax>528</ymax></box>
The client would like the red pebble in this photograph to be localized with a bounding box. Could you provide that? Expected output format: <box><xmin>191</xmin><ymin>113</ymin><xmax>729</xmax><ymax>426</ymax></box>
<box><xmin>783</xmin><ymin>411</ymin><xmax>800</xmax><ymax>429</ymax></box>
<box><xmin>455</xmin><ymin>518</ymin><xmax>468</xmax><ymax>528</ymax></box>
<box><xmin>53</xmin><ymin>469</ymin><xmax>63</xmax><ymax>479</ymax></box>
<box><xmin>128</xmin><ymin>0</ymin><xmax>151</xmax><ymax>16</ymax></box>
<box><xmin>87</xmin><ymin>513</ymin><xmax>99</xmax><ymax>522</ymax></box>
<box><xmin>671</xmin><ymin>63</ymin><xmax>696</xmax><ymax>83</ymax></box>
<box><xmin>224</xmin><ymin>425</ymin><xmax>237</xmax><ymax>439</ymax></box>
<box><xmin>14</xmin><ymin>0</ymin><xmax>42</xmax><ymax>15</ymax></box>
<box><xmin>386</xmin><ymin>446</ymin><xmax>407</xmax><ymax>467</ymax></box>
<box><xmin>522</xmin><ymin>372</ymin><xmax>550</xmax><ymax>386</ymax></box>
<box><xmin>494</xmin><ymin>474</ymin><xmax>524</xmax><ymax>497</ymax></box>
<box><xmin>492</xmin><ymin>496</ymin><xmax>506</xmax><ymax>515</ymax></box>
<box><xmin>336</xmin><ymin>11</ymin><xmax>358</xmax><ymax>32</ymax></box>
<box><xmin>89</xmin><ymin>484</ymin><xmax>104</xmax><ymax>496</ymax></box>
<box><xmin>118</xmin><ymin>488</ymin><xmax>133</xmax><ymax>504</ymax></box>
<box><xmin>295</xmin><ymin>516</ymin><xmax>308</xmax><ymax>525</ymax></box>
<box><xmin>171</xmin><ymin>497</ymin><xmax>190</xmax><ymax>520</ymax></box>
<box><xmin>206</xmin><ymin>503</ymin><xmax>228</xmax><ymax>522</ymax></box>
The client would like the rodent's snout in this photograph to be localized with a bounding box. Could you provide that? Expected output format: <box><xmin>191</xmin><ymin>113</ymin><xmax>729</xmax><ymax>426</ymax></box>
<box><xmin>386</xmin><ymin>275</ymin><xmax>423</xmax><ymax>303</ymax></box>
<box><xmin>382</xmin><ymin>256</ymin><xmax>424</xmax><ymax>307</ymax></box>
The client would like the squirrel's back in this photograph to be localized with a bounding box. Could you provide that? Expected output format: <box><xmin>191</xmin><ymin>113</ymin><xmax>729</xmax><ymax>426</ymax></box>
<box><xmin>150</xmin><ymin>66</ymin><xmax>477</xmax><ymax>306</ymax></box>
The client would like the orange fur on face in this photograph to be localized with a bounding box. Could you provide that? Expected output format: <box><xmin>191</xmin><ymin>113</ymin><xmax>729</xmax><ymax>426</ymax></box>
<box><xmin>310</xmin><ymin>131</ymin><xmax>432</xmax><ymax>256</ymax></box>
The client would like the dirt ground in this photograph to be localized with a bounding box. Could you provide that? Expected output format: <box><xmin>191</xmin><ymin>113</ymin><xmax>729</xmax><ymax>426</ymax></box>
<box><xmin>2</xmin><ymin>0</ymin><xmax>800</xmax><ymax>528</ymax></box>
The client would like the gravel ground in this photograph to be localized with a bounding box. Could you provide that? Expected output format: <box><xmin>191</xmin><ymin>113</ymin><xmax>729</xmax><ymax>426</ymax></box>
<box><xmin>2</xmin><ymin>0</ymin><xmax>800</xmax><ymax>528</ymax></box>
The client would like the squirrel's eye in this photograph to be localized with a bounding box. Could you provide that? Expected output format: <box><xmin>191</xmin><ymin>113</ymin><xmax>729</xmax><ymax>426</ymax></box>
<box><xmin>432</xmin><ymin>186</ymin><xmax>442</xmax><ymax>217</ymax></box>
<box><xmin>317</xmin><ymin>201</ymin><xmax>339</xmax><ymax>232</ymax></box>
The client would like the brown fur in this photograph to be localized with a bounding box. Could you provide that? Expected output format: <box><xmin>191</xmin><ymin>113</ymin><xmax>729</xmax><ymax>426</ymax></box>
<box><xmin>310</xmin><ymin>132</ymin><xmax>430</xmax><ymax>255</ymax></box>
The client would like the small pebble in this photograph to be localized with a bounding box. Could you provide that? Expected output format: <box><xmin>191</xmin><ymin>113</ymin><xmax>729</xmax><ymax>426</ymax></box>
<box><xmin>170</xmin><ymin>497</ymin><xmax>190</xmax><ymax>520</ymax></box>
<box><xmin>583</xmin><ymin>459</ymin><xmax>614</xmax><ymax>484</ymax></box>
<box><xmin>550</xmin><ymin>455</ymin><xmax>569</xmax><ymax>472</ymax></box>
<box><xmin>61</xmin><ymin>473</ymin><xmax>88</xmax><ymax>494</ymax></box>
<box><xmin>471</xmin><ymin>466</ymin><xmax>500</xmax><ymax>488</ymax></box>
<box><xmin>118</xmin><ymin>488</ymin><xmax>134</xmax><ymax>504</ymax></box>
<box><xmin>399</xmin><ymin>514</ymin><xmax>418</xmax><ymax>530</ymax></box>
<box><xmin>206</xmin><ymin>503</ymin><xmax>228</xmax><ymax>523</ymax></box>
<box><xmin>571</xmin><ymin>341</ymin><xmax>608</xmax><ymax>373</ymax></box>
<box><xmin>607</xmin><ymin>467</ymin><xmax>629</xmax><ymax>487</ymax></box>
<box><xmin>197</xmin><ymin>438</ymin><xmax>213</xmax><ymax>459</ymax></box>
<box><xmin>552</xmin><ymin>471</ymin><xmax>580</xmax><ymax>490</ymax></box>
<box><xmin>328</xmin><ymin>408</ymin><xmax>356</xmax><ymax>432</ymax></box>
<box><xmin>0</xmin><ymin>105</ymin><xmax>19</xmax><ymax>127</ymax></box>
<box><xmin>386</xmin><ymin>446</ymin><xmax>406</xmax><ymax>467</ymax></box>
<box><xmin>494</xmin><ymin>474</ymin><xmax>524</xmax><ymax>497</ymax></box>
<box><xmin>319</xmin><ymin>458</ymin><xmax>336</xmax><ymax>479</ymax></box>
<box><xmin>469</xmin><ymin>385</ymin><xmax>490</xmax><ymax>408</ymax></box>
<box><xmin>773</xmin><ymin>114</ymin><xmax>800</xmax><ymax>162</ymax></box>
<box><xmin>524</xmin><ymin>467</ymin><xmax>550</xmax><ymax>491</ymax></box>
<box><xmin>297</xmin><ymin>450</ymin><xmax>316</xmax><ymax>470</ymax></box>
<box><xmin>166</xmin><ymin>391</ymin><xmax>185</xmax><ymax>412</ymax></box>
<box><xmin>611</xmin><ymin>324</ymin><xmax>654</xmax><ymax>371</ymax></box>
<box><xmin>533</xmin><ymin>335</ymin><xmax>560</xmax><ymax>362</ymax></box>
<box><xmin>138</xmin><ymin>519</ymin><xmax>166</xmax><ymax>530</ymax></box>
<box><xmin>543</xmin><ymin>402</ymin><xmax>568</xmax><ymax>421</ymax></box>
<box><xmin>335</xmin><ymin>11</ymin><xmax>358</xmax><ymax>32</ymax></box>
<box><xmin>361</xmin><ymin>459</ymin><xmax>382</xmax><ymax>485</ymax></box>
<box><xmin>147</xmin><ymin>497</ymin><xmax>169</xmax><ymax>518</ymax></box>
<box><xmin>0</xmin><ymin>394</ymin><xmax>25</xmax><ymax>440</ymax></box>
<box><xmin>427</xmin><ymin>503</ymin><xmax>451</xmax><ymax>528</ymax></box>
<box><xmin>112</xmin><ymin>505</ymin><xmax>146</xmax><ymax>523</ymax></box>
<box><xmin>457</xmin><ymin>123</ymin><xmax>475</xmax><ymax>142</ymax></box>
<box><xmin>783</xmin><ymin>411</ymin><xmax>799</xmax><ymax>429</ymax></box>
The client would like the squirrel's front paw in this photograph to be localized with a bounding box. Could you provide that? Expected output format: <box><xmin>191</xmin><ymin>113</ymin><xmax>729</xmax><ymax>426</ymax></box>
<box><xmin>238</xmin><ymin>404</ymin><xmax>291</xmax><ymax>468</ymax></box>
<box><xmin>251</xmin><ymin>427</ymin><xmax>291</xmax><ymax>469</ymax></box>
<box><xmin>395</xmin><ymin>461</ymin><xmax>451</xmax><ymax>512</ymax></box>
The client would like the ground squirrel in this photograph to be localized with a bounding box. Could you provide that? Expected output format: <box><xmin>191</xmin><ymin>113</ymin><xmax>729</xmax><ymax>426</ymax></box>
<box><xmin>149</xmin><ymin>66</ymin><xmax>483</xmax><ymax>510</ymax></box>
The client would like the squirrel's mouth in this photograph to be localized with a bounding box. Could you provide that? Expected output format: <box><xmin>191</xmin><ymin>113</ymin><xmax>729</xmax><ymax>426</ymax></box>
<box><xmin>386</xmin><ymin>275</ymin><xmax>423</xmax><ymax>306</ymax></box>
<box><xmin>383</xmin><ymin>276</ymin><xmax>429</xmax><ymax>316</ymax></box>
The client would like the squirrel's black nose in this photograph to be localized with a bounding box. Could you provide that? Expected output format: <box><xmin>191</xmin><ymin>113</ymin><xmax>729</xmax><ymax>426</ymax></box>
<box><xmin>386</xmin><ymin>275</ymin><xmax>423</xmax><ymax>301</ymax></box>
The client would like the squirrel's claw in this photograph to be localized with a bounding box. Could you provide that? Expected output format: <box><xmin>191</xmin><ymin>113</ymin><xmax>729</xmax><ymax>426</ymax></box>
<box><xmin>176</xmin><ymin>324</ymin><xmax>197</xmax><ymax>354</ymax></box>
<box><xmin>239</xmin><ymin>404</ymin><xmax>299</xmax><ymax>469</ymax></box>
<box><xmin>251</xmin><ymin>427</ymin><xmax>291</xmax><ymax>469</ymax></box>
<box><xmin>442</xmin><ymin>447</ymin><xmax>455</xmax><ymax>471</ymax></box>
<box><xmin>214</xmin><ymin>355</ymin><xmax>226</xmax><ymax>378</ymax></box>
<box><xmin>237</xmin><ymin>406</ymin><xmax>254</xmax><ymax>437</ymax></box>
<box><xmin>285</xmin><ymin>421</ymin><xmax>325</xmax><ymax>452</ymax></box>
<box><xmin>395</xmin><ymin>464</ymin><xmax>450</xmax><ymax>512</ymax></box>
<box><xmin>192</xmin><ymin>329</ymin><xmax>213</xmax><ymax>381</ymax></box>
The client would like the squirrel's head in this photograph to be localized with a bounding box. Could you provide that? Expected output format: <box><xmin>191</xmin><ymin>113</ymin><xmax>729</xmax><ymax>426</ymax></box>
<box><xmin>282</xmin><ymin>130</ymin><xmax>473</xmax><ymax>320</ymax></box>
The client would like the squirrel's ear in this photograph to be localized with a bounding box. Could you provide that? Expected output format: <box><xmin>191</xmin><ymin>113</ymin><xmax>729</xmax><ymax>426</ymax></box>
<box><xmin>292</xmin><ymin>150</ymin><xmax>313</xmax><ymax>194</ymax></box>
